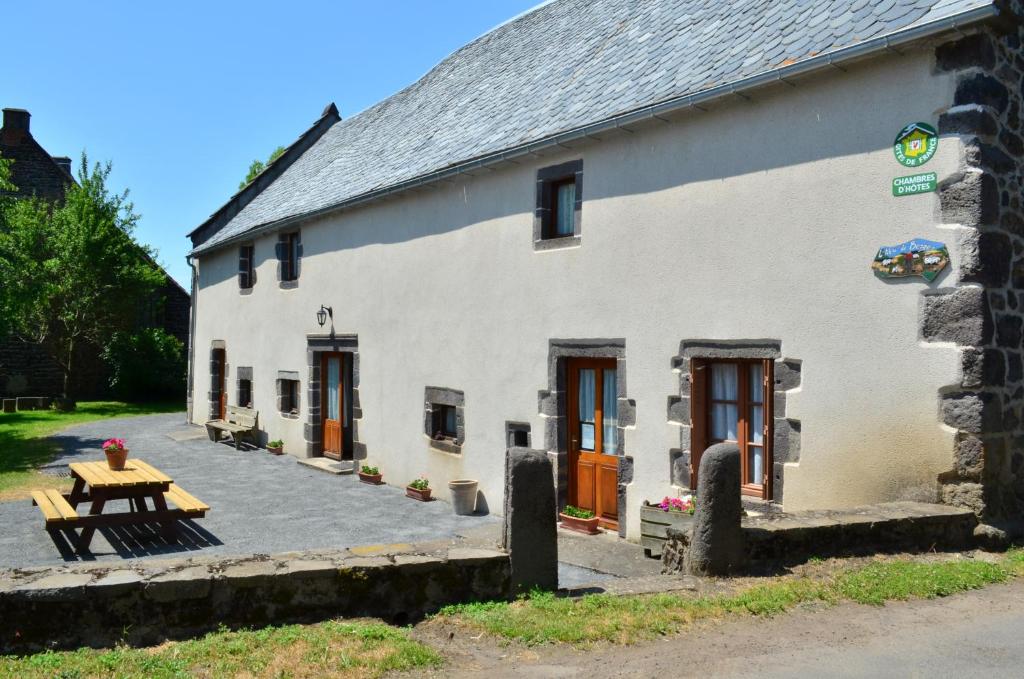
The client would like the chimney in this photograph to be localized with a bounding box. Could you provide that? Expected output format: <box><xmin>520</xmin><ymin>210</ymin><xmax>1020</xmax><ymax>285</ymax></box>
<box><xmin>52</xmin><ymin>156</ymin><xmax>72</xmax><ymax>175</ymax></box>
<box><xmin>2</xmin><ymin>108</ymin><xmax>30</xmax><ymax>132</ymax></box>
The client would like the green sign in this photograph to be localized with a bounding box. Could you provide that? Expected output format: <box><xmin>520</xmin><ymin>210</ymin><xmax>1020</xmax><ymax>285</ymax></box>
<box><xmin>892</xmin><ymin>172</ymin><xmax>938</xmax><ymax>197</ymax></box>
<box><xmin>893</xmin><ymin>122</ymin><xmax>938</xmax><ymax>167</ymax></box>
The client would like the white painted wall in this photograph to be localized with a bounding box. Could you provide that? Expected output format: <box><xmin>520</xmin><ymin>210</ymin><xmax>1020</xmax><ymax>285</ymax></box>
<box><xmin>192</xmin><ymin>48</ymin><xmax>967</xmax><ymax>540</ymax></box>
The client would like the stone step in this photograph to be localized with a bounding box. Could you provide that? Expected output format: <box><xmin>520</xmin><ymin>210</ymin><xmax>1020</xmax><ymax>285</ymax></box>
<box><xmin>296</xmin><ymin>457</ymin><xmax>355</xmax><ymax>475</ymax></box>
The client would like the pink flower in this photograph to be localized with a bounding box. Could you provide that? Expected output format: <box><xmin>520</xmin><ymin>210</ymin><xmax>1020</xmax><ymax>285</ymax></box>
<box><xmin>102</xmin><ymin>438</ymin><xmax>126</xmax><ymax>452</ymax></box>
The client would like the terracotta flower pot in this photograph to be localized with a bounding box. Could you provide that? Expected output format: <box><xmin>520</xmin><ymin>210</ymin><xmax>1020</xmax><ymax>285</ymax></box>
<box><xmin>267</xmin><ymin>445</ymin><xmax>284</xmax><ymax>455</ymax></box>
<box><xmin>105</xmin><ymin>447</ymin><xmax>129</xmax><ymax>471</ymax></box>
<box><xmin>406</xmin><ymin>486</ymin><xmax>432</xmax><ymax>502</ymax></box>
<box><xmin>559</xmin><ymin>512</ymin><xmax>601</xmax><ymax>535</ymax></box>
<box><xmin>359</xmin><ymin>472</ymin><xmax>383</xmax><ymax>485</ymax></box>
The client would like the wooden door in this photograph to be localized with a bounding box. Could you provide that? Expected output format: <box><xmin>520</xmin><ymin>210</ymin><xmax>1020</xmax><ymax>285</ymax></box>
<box><xmin>214</xmin><ymin>349</ymin><xmax>227</xmax><ymax>420</ymax></box>
<box><xmin>567</xmin><ymin>358</ymin><xmax>619</xmax><ymax>529</ymax></box>
<box><xmin>321</xmin><ymin>353</ymin><xmax>344</xmax><ymax>460</ymax></box>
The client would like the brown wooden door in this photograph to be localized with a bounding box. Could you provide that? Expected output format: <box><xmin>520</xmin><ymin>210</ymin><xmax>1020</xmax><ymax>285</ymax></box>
<box><xmin>321</xmin><ymin>353</ymin><xmax>344</xmax><ymax>459</ymax></box>
<box><xmin>567</xmin><ymin>358</ymin><xmax>619</xmax><ymax>529</ymax></box>
<box><xmin>214</xmin><ymin>349</ymin><xmax>227</xmax><ymax>420</ymax></box>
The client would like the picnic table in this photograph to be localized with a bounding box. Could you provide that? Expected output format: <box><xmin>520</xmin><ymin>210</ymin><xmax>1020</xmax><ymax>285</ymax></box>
<box><xmin>30</xmin><ymin>458</ymin><xmax>209</xmax><ymax>553</ymax></box>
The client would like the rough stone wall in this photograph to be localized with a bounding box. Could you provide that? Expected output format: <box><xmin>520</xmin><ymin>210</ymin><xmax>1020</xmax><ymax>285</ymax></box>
<box><xmin>0</xmin><ymin>115</ymin><xmax>72</xmax><ymax>203</ymax></box>
<box><xmin>930</xmin><ymin>5</ymin><xmax>1024</xmax><ymax>533</ymax></box>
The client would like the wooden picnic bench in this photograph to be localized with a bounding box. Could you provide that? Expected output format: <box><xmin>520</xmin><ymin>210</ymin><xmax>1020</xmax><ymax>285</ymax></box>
<box><xmin>30</xmin><ymin>458</ymin><xmax>210</xmax><ymax>553</ymax></box>
<box><xmin>205</xmin><ymin>405</ymin><xmax>259</xmax><ymax>449</ymax></box>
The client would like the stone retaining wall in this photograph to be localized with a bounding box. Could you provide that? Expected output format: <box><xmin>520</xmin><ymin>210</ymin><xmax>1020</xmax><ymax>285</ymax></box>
<box><xmin>0</xmin><ymin>546</ymin><xmax>510</xmax><ymax>653</ymax></box>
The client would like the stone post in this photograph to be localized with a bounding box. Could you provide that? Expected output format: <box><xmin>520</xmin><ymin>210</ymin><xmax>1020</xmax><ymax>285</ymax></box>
<box><xmin>502</xmin><ymin>447</ymin><xmax>557</xmax><ymax>593</ymax></box>
<box><xmin>685</xmin><ymin>442</ymin><xmax>746</xmax><ymax>576</ymax></box>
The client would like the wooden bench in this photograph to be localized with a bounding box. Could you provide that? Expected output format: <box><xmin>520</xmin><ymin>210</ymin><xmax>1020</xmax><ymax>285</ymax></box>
<box><xmin>163</xmin><ymin>483</ymin><xmax>210</xmax><ymax>517</ymax></box>
<box><xmin>205</xmin><ymin>405</ymin><xmax>259</xmax><ymax>450</ymax></box>
<box><xmin>30</xmin><ymin>489</ymin><xmax>79</xmax><ymax>528</ymax></box>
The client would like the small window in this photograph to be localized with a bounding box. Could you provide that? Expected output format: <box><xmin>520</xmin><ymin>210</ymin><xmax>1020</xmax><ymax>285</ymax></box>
<box><xmin>279</xmin><ymin>232</ymin><xmax>300</xmax><ymax>283</ymax></box>
<box><xmin>238</xmin><ymin>378</ymin><xmax>252</xmax><ymax>408</ymax></box>
<box><xmin>239</xmin><ymin>245</ymin><xmax>255</xmax><ymax>290</ymax></box>
<box><xmin>278</xmin><ymin>379</ymin><xmax>300</xmax><ymax>415</ymax></box>
<box><xmin>432</xmin><ymin>404</ymin><xmax>457</xmax><ymax>440</ymax></box>
<box><xmin>506</xmin><ymin>421</ymin><xmax>532</xmax><ymax>448</ymax></box>
<box><xmin>535</xmin><ymin>160</ymin><xmax>582</xmax><ymax>247</ymax></box>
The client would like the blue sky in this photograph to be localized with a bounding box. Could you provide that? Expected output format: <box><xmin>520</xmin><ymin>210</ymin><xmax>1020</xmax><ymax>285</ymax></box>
<box><xmin>3</xmin><ymin>1</ymin><xmax>539</xmax><ymax>288</ymax></box>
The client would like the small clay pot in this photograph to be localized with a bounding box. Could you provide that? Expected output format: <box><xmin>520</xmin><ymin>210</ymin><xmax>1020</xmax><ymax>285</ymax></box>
<box><xmin>105</xmin><ymin>447</ymin><xmax>129</xmax><ymax>471</ymax></box>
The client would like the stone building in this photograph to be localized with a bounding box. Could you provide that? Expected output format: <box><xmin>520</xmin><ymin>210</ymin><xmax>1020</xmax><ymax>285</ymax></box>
<box><xmin>0</xmin><ymin>107</ymin><xmax>190</xmax><ymax>398</ymax></box>
<box><xmin>186</xmin><ymin>0</ymin><xmax>1024</xmax><ymax>541</ymax></box>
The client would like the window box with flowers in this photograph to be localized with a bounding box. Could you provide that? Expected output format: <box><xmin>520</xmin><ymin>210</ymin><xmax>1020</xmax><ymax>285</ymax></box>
<box><xmin>640</xmin><ymin>495</ymin><xmax>696</xmax><ymax>558</ymax></box>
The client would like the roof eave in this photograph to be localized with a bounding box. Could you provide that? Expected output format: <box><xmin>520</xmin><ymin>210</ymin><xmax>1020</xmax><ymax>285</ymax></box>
<box><xmin>190</xmin><ymin>3</ymin><xmax>1000</xmax><ymax>257</ymax></box>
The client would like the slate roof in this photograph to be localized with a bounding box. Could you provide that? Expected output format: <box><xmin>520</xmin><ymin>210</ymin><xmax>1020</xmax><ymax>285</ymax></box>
<box><xmin>194</xmin><ymin>0</ymin><xmax>994</xmax><ymax>253</ymax></box>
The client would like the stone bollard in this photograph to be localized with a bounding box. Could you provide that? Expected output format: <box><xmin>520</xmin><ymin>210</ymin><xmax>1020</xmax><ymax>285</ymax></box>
<box><xmin>502</xmin><ymin>447</ymin><xmax>557</xmax><ymax>593</ymax></box>
<box><xmin>685</xmin><ymin>442</ymin><xmax>746</xmax><ymax>576</ymax></box>
<box><xmin>1</xmin><ymin>399</ymin><xmax>14</xmax><ymax>414</ymax></box>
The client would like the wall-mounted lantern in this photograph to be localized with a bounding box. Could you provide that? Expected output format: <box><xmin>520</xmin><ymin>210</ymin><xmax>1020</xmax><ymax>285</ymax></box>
<box><xmin>316</xmin><ymin>304</ymin><xmax>333</xmax><ymax>328</ymax></box>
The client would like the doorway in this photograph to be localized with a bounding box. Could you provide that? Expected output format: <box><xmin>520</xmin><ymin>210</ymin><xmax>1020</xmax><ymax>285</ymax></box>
<box><xmin>212</xmin><ymin>348</ymin><xmax>226</xmax><ymax>420</ymax></box>
<box><xmin>320</xmin><ymin>352</ymin><xmax>346</xmax><ymax>460</ymax></box>
<box><xmin>567</xmin><ymin>357</ymin><xmax>619</xmax><ymax>529</ymax></box>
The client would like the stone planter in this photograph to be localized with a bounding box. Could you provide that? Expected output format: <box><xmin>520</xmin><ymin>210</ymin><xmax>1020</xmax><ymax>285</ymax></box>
<box><xmin>641</xmin><ymin>501</ymin><xmax>695</xmax><ymax>558</ymax></box>
<box><xmin>406</xmin><ymin>486</ymin><xmax>432</xmax><ymax>502</ymax></box>
<box><xmin>267</xmin><ymin>445</ymin><xmax>284</xmax><ymax>455</ymax></box>
<box><xmin>559</xmin><ymin>512</ymin><xmax>601</xmax><ymax>535</ymax></box>
<box><xmin>104</xmin><ymin>447</ymin><xmax>129</xmax><ymax>471</ymax></box>
<box><xmin>358</xmin><ymin>471</ymin><xmax>383</xmax><ymax>485</ymax></box>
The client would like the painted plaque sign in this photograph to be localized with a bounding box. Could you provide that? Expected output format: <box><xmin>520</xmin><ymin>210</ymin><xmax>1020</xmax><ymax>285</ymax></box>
<box><xmin>893</xmin><ymin>122</ymin><xmax>938</xmax><ymax>167</ymax></box>
<box><xmin>892</xmin><ymin>171</ymin><xmax>938</xmax><ymax>197</ymax></box>
<box><xmin>872</xmin><ymin>238</ymin><xmax>949</xmax><ymax>282</ymax></box>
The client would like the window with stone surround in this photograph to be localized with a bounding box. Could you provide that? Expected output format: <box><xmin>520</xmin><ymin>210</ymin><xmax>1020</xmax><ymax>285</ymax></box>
<box><xmin>534</xmin><ymin>160</ymin><xmax>582</xmax><ymax>250</ymax></box>
<box><xmin>425</xmin><ymin>386</ymin><xmax>465</xmax><ymax>454</ymax></box>
<box><xmin>237</xmin><ymin>366</ymin><xmax>253</xmax><ymax>408</ymax></box>
<box><xmin>277</xmin><ymin>372</ymin><xmax>300</xmax><ymax>417</ymax></box>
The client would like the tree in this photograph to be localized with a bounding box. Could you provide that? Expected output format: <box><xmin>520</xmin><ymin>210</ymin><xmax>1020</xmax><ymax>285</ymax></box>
<box><xmin>0</xmin><ymin>154</ymin><xmax>166</xmax><ymax>398</ymax></box>
<box><xmin>239</xmin><ymin>145</ymin><xmax>286</xmax><ymax>189</ymax></box>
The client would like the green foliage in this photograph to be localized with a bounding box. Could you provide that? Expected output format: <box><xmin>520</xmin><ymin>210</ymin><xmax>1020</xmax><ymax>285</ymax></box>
<box><xmin>0</xmin><ymin>153</ymin><xmax>166</xmax><ymax>397</ymax></box>
<box><xmin>562</xmin><ymin>505</ymin><xmax>595</xmax><ymax>519</ymax></box>
<box><xmin>360</xmin><ymin>465</ymin><xmax>380</xmax><ymax>475</ymax></box>
<box><xmin>438</xmin><ymin>553</ymin><xmax>1024</xmax><ymax>646</ymax></box>
<box><xmin>408</xmin><ymin>477</ymin><xmax>430</xmax><ymax>491</ymax></box>
<box><xmin>101</xmin><ymin>328</ymin><xmax>185</xmax><ymax>400</ymax></box>
<box><xmin>0</xmin><ymin>620</ymin><xmax>441</xmax><ymax>678</ymax></box>
<box><xmin>268</xmin><ymin>439</ymin><xmax>284</xmax><ymax>448</ymax></box>
<box><xmin>239</xmin><ymin>145</ymin><xmax>286</xmax><ymax>189</ymax></box>
<box><xmin>0</xmin><ymin>401</ymin><xmax>184</xmax><ymax>498</ymax></box>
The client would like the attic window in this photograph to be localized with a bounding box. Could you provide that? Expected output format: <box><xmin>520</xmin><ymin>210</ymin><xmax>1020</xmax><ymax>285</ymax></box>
<box><xmin>534</xmin><ymin>160</ymin><xmax>582</xmax><ymax>250</ymax></box>
<box><xmin>277</xmin><ymin>231</ymin><xmax>301</xmax><ymax>287</ymax></box>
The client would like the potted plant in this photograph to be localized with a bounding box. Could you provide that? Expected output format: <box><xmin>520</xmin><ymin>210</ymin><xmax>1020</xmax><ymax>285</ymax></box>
<box><xmin>406</xmin><ymin>476</ymin><xmax>432</xmax><ymax>502</ymax></box>
<box><xmin>102</xmin><ymin>438</ymin><xmax>129</xmax><ymax>471</ymax></box>
<box><xmin>358</xmin><ymin>465</ymin><xmax>383</xmax><ymax>485</ymax></box>
<box><xmin>267</xmin><ymin>439</ymin><xmax>284</xmax><ymax>455</ymax></box>
<box><xmin>559</xmin><ymin>505</ymin><xmax>600</xmax><ymax>535</ymax></box>
<box><xmin>640</xmin><ymin>495</ymin><xmax>697</xmax><ymax>558</ymax></box>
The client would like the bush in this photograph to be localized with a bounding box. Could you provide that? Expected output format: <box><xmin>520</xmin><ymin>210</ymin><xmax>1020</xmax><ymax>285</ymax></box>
<box><xmin>102</xmin><ymin>328</ymin><xmax>185</xmax><ymax>400</ymax></box>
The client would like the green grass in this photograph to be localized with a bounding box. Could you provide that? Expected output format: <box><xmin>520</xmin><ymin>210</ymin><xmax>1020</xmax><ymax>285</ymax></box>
<box><xmin>0</xmin><ymin>621</ymin><xmax>441</xmax><ymax>679</ymax></box>
<box><xmin>439</xmin><ymin>548</ymin><xmax>1024</xmax><ymax>646</ymax></box>
<box><xmin>0</xmin><ymin>400</ymin><xmax>183</xmax><ymax>499</ymax></box>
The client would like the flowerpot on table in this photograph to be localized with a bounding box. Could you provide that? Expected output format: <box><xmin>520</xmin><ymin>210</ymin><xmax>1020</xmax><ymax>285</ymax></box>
<box><xmin>406</xmin><ymin>486</ymin><xmax>432</xmax><ymax>502</ymax></box>
<box><xmin>559</xmin><ymin>512</ymin><xmax>601</xmax><ymax>535</ymax></box>
<box><xmin>105</xmin><ymin>448</ymin><xmax>128</xmax><ymax>471</ymax></box>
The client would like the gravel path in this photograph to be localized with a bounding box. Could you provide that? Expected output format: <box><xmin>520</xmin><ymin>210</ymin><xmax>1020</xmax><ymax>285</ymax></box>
<box><xmin>0</xmin><ymin>413</ymin><xmax>497</xmax><ymax>568</ymax></box>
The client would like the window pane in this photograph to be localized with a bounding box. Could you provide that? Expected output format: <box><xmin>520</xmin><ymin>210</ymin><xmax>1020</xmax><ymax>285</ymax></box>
<box><xmin>445</xmin><ymin>406</ymin><xmax>457</xmax><ymax>435</ymax></box>
<box><xmin>326</xmin><ymin>356</ymin><xmax>340</xmax><ymax>420</ymax></box>
<box><xmin>750</xmin><ymin>404</ymin><xmax>763</xmax><ymax>445</ymax></box>
<box><xmin>578</xmin><ymin>368</ymin><xmax>595</xmax><ymax>450</ymax></box>
<box><xmin>711</xmin><ymin>363</ymin><xmax>738</xmax><ymax>400</ymax></box>
<box><xmin>749</xmin><ymin>446</ymin><xmax>764</xmax><ymax>485</ymax></box>
<box><xmin>749</xmin><ymin>362</ymin><xmax>764</xmax><ymax>404</ymax></box>
<box><xmin>711</xmin><ymin>403</ymin><xmax>738</xmax><ymax>441</ymax></box>
<box><xmin>555</xmin><ymin>182</ymin><xmax>575</xmax><ymax>236</ymax></box>
<box><xmin>602</xmin><ymin>368</ymin><xmax>617</xmax><ymax>454</ymax></box>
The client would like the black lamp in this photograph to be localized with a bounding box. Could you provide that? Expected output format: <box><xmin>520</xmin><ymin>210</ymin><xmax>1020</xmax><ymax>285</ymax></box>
<box><xmin>316</xmin><ymin>304</ymin><xmax>333</xmax><ymax>327</ymax></box>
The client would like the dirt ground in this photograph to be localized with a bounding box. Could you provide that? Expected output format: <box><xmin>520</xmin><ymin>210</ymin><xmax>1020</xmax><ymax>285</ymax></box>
<box><xmin>412</xmin><ymin>565</ymin><xmax>1024</xmax><ymax>678</ymax></box>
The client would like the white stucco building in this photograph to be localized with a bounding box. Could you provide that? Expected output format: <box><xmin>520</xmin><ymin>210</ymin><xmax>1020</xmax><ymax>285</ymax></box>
<box><xmin>187</xmin><ymin>0</ymin><xmax>1024</xmax><ymax>540</ymax></box>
